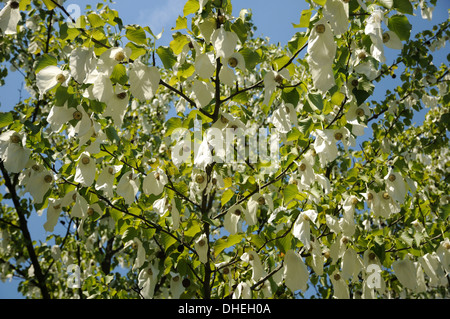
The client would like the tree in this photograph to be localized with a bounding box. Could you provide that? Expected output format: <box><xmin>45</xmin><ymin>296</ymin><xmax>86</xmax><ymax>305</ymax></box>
<box><xmin>0</xmin><ymin>0</ymin><xmax>449</xmax><ymax>299</ymax></box>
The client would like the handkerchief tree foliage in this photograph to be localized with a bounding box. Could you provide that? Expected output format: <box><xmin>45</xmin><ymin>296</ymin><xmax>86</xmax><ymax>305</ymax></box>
<box><xmin>0</xmin><ymin>0</ymin><xmax>449</xmax><ymax>299</ymax></box>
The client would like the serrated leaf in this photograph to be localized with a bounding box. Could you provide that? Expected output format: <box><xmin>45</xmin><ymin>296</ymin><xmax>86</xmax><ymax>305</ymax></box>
<box><xmin>87</xmin><ymin>13</ymin><xmax>105</xmax><ymax>28</ymax></box>
<box><xmin>312</xmin><ymin>0</ymin><xmax>327</xmax><ymax>6</ymax></box>
<box><xmin>298</xmin><ymin>118</ymin><xmax>313</xmax><ymax>135</ymax></box>
<box><xmin>388</xmin><ymin>14</ymin><xmax>412</xmax><ymax>41</ymax></box>
<box><xmin>165</xmin><ymin>117</ymin><xmax>183</xmax><ymax>137</ymax></box>
<box><xmin>183</xmin><ymin>0</ymin><xmax>200</xmax><ymax>17</ymax></box>
<box><xmin>110</xmin><ymin>64</ymin><xmax>128</xmax><ymax>85</ymax></box>
<box><xmin>214</xmin><ymin>234</ymin><xmax>243</xmax><ymax>255</ymax></box>
<box><xmin>35</xmin><ymin>54</ymin><xmax>57</xmax><ymax>74</ymax></box>
<box><xmin>283</xmin><ymin>184</ymin><xmax>298</xmax><ymax>203</ymax></box>
<box><xmin>221</xmin><ymin>189</ymin><xmax>234</xmax><ymax>206</ymax></box>
<box><xmin>0</xmin><ymin>112</ymin><xmax>14</xmax><ymax>128</ymax></box>
<box><xmin>42</xmin><ymin>0</ymin><xmax>57</xmax><ymax>10</ymax></box>
<box><xmin>239</xmin><ymin>48</ymin><xmax>260</xmax><ymax>71</ymax></box>
<box><xmin>288</xmin><ymin>32</ymin><xmax>308</xmax><ymax>55</ymax></box>
<box><xmin>170</xmin><ymin>33</ymin><xmax>190</xmax><ymax>55</ymax></box>
<box><xmin>122</xmin><ymin>227</ymin><xmax>138</xmax><ymax>242</ymax></box>
<box><xmin>293</xmin><ymin>9</ymin><xmax>312</xmax><ymax>28</ymax></box>
<box><xmin>331</xmin><ymin>91</ymin><xmax>345</xmax><ymax>106</ymax></box>
<box><xmin>161</xmin><ymin>232</ymin><xmax>177</xmax><ymax>251</ymax></box>
<box><xmin>287</xmin><ymin>127</ymin><xmax>302</xmax><ymax>142</ymax></box>
<box><xmin>223</xmin><ymin>177</ymin><xmax>232</xmax><ymax>189</ymax></box>
<box><xmin>126</xmin><ymin>25</ymin><xmax>147</xmax><ymax>45</ymax></box>
<box><xmin>307</xmin><ymin>93</ymin><xmax>324</xmax><ymax>111</ymax></box>
<box><xmin>105</xmin><ymin>126</ymin><xmax>120</xmax><ymax>143</ymax></box>
<box><xmin>126</xmin><ymin>42</ymin><xmax>146</xmax><ymax>60</ymax></box>
<box><xmin>172</xmin><ymin>16</ymin><xmax>188</xmax><ymax>31</ymax></box>
<box><xmin>393</xmin><ymin>0</ymin><xmax>413</xmax><ymax>14</ymax></box>
<box><xmin>157</xmin><ymin>46</ymin><xmax>177</xmax><ymax>69</ymax></box>
<box><xmin>276</xmin><ymin>233</ymin><xmax>293</xmax><ymax>253</ymax></box>
<box><xmin>400</xmin><ymin>231</ymin><xmax>414</xmax><ymax>247</ymax></box>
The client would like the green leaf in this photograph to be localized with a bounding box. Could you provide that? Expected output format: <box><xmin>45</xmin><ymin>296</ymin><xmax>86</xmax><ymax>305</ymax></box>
<box><xmin>400</xmin><ymin>231</ymin><xmax>414</xmax><ymax>247</ymax></box>
<box><xmin>440</xmin><ymin>204</ymin><xmax>450</xmax><ymax>220</ymax></box>
<box><xmin>288</xmin><ymin>32</ymin><xmax>308</xmax><ymax>55</ymax></box>
<box><xmin>183</xmin><ymin>0</ymin><xmax>200</xmax><ymax>17</ymax></box>
<box><xmin>0</xmin><ymin>112</ymin><xmax>14</xmax><ymax>128</ymax></box>
<box><xmin>126</xmin><ymin>25</ymin><xmax>147</xmax><ymax>45</ymax></box>
<box><xmin>239</xmin><ymin>48</ymin><xmax>260</xmax><ymax>71</ymax></box>
<box><xmin>87</xmin><ymin>13</ymin><xmax>105</xmax><ymax>28</ymax></box>
<box><xmin>331</xmin><ymin>91</ymin><xmax>345</xmax><ymax>106</ymax></box>
<box><xmin>273</xmin><ymin>56</ymin><xmax>291</xmax><ymax>71</ymax></box>
<box><xmin>276</xmin><ymin>233</ymin><xmax>293</xmax><ymax>253</ymax></box>
<box><xmin>393</xmin><ymin>0</ymin><xmax>413</xmax><ymax>15</ymax></box>
<box><xmin>106</xmin><ymin>126</ymin><xmax>120</xmax><ymax>143</ymax></box>
<box><xmin>214</xmin><ymin>234</ymin><xmax>243</xmax><ymax>255</ymax></box>
<box><xmin>297</xmin><ymin>118</ymin><xmax>313</xmax><ymax>135</ymax></box>
<box><xmin>165</xmin><ymin>117</ymin><xmax>183</xmax><ymax>137</ymax></box>
<box><xmin>283</xmin><ymin>184</ymin><xmax>298</xmax><ymax>203</ymax></box>
<box><xmin>122</xmin><ymin>227</ymin><xmax>138</xmax><ymax>242</ymax></box>
<box><xmin>388</xmin><ymin>14</ymin><xmax>412</xmax><ymax>41</ymax></box>
<box><xmin>35</xmin><ymin>54</ymin><xmax>57</xmax><ymax>74</ymax></box>
<box><xmin>170</xmin><ymin>33</ymin><xmax>190</xmax><ymax>55</ymax></box>
<box><xmin>42</xmin><ymin>0</ymin><xmax>57</xmax><ymax>10</ymax></box>
<box><xmin>413</xmin><ymin>231</ymin><xmax>424</xmax><ymax>247</ymax></box>
<box><xmin>126</xmin><ymin>42</ymin><xmax>147</xmax><ymax>60</ymax></box>
<box><xmin>306</xmin><ymin>93</ymin><xmax>324</xmax><ymax>111</ymax></box>
<box><xmin>352</xmin><ymin>89</ymin><xmax>371</xmax><ymax>106</ymax></box>
<box><xmin>54</xmin><ymin>86</ymin><xmax>69</xmax><ymax>106</ymax></box>
<box><xmin>293</xmin><ymin>9</ymin><xmax>312</xmax><ymax>28</ymax></box>
<box><xmin>287</xmin><ymin>128</ymin><xmax>302</xmax><ymax>142</ymax></box>
<box><xmin>281</xmin><ymin>87</ymin><xmax>300</xmax><ymax>106</ymax></box>
<box><xmin>110</xmin><ymin>64</ymin><xmax>128</xmax><ymax>85</ymax></box>
<box><xmin>156</xmin><ymin>46</ymin><xmax>177</xmax><ymax>69</ymax></box>
<box><xmin>221</xmin><ymin>189</ymin><xmax>234</xmax><ymax>206</ymax></box>
<box><xmin>177</xmin><ymin>62</ymin><xmax>195</xmax><ymax>79</ymax></box>
<box><xmin>377</xmin><ymin>0</ymin><xmax>393</xmax><ymax>8</ymax></box>
<box><xmin>172</xmin><ymin>16</ymin><xmax>188</xmax><ymax>31</ymax></box>
<box><xmin>161</xmin><ymin>232</ymin><xmax>177</xmax><ymax>251</ymax></box>
<box><xmin>231</xmin><ymin>18</ymin><xmax>248</xmax><ymax>43</ymax></box>
<box><xmin>312</xmin><ymin>0</ymin><xmax>327</xmax><ymax>6</ymax></box>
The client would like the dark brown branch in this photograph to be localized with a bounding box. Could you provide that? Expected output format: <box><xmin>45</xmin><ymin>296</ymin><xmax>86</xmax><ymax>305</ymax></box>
<box><xmin>0</xmin><ymin>161</ymin><xmax>51</xmax><ymax>299</ymax></box>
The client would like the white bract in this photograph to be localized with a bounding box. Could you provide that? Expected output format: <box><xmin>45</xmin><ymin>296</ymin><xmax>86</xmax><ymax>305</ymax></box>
<box><xmin>307</xmin><ymin>19</ymin><xmax>336</xmax><ymax>92</ymax></box>
<box><xmin>36</xmin><ymin>66</ymin><xmax>70</xmax><ymax>98</ymax></box>
<box><xmin>283</xmin><ymin>249</ymin><xmax>309</xmax><ymax>292</ymax></box>
<box><xmin>241</xmin><ymin>250</ymin><xmax>265</xmax><ymax>282</ymax></box>
<box><xmin>323</xmin><ymin>0</ymin><xmax>349</xmax><ymax>35</ymax></box>
<box><xmin>44</xmin><ymin>198</ymin><xmax>62</xmax><ymax>232</ymax></box>
<box><xmin>392</xmin><ymin>257</ymin><xmax>418</xmax><ymax>290</ymax></box>
<box><xmin>129</xmin><ymin>59</ymin><xmax>160</xmax><ymax>101</ymax></box>
<box><xmin>0</xmin><ymin>1</ymin><xmax>21</xmax><ymax>35</ymax></box>
<box><xmin>116</xmin><ymin>171</ymin><xmax>139</xmax><ymax>205</ymax></box>
<box><xmin>0</xmin><ymin>131</ymin><xmax>30</xmax><ymax>173</ymax></box>
<box><xmin>268</xmin><ymin>103</ymin><xmax>298</xmax><ymax>134</ymax></box>
<box><xmin>292</xmin><ymin>209</ymin><xmax>318</xmax><ymax>251</ymax></box>
<box><xmin>143</xmin><ymin>168</ymin><xmax>168</xmax><ymax>196</ymax></box>
<box><xmin>195</xmin><ymin>233</ymin><xmax>208</xmax><ymax>264</ymax></box>
<box><xmin>74</xmin><ymin>152</ymin><xmax>96</xmax><ymax>187</ymax></box>
<box><xmin>211</xmin><ymin>26</ymin><xmax>239</xmax><ymax>59</ymax></box>
<box><xmin>263</xmin><ymin>69</ymin><xmax>290</xmax><ymax>107</ymax></box>
<box><xmin>69</xmin><ymin>47</ymin><xmax>97</xmax><ymax>83</ymax></box>
<box><xmin>224</xmin><ymin>204</ymin><xmax>244</xmax><ymax>235</ymax></box>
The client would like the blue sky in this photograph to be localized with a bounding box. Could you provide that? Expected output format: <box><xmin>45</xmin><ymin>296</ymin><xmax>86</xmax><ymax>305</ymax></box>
<box><xmin>0</xmin><ymin>0</ymin><xmax>449</xmax><ymax>299</ymax></box>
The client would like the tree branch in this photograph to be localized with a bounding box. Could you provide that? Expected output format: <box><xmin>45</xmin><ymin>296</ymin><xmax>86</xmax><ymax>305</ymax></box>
<box><xmin>0</xmin><ymin>161</ymin><xmax>51</xmax><ymax>299</ymax></box>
